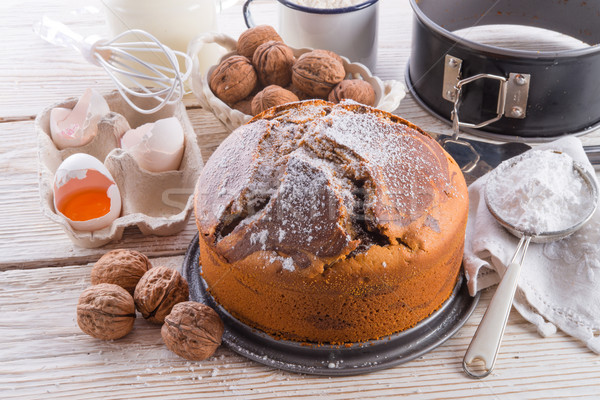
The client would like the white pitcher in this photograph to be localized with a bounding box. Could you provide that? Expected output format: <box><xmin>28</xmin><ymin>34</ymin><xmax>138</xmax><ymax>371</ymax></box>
<box><xmin>102</xmin><ymin>0</ymin><xmax>235</xmax><ymax>74</ymax></box>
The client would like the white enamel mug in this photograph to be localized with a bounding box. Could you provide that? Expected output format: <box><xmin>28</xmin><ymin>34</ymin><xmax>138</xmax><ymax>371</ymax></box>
<box><xmin>243</xmin><ymin>0</ymin><xmax>379</xmax><ymax>70</ymax></box>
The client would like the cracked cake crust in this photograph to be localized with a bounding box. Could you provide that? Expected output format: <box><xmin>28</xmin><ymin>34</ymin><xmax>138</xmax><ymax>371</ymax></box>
<box><xmin>194</xmin><ymin>100</ymin><xmax>468</xmax><ymax>343</ymax></box>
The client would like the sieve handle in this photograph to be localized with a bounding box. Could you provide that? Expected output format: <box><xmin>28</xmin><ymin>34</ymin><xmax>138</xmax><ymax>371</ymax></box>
<box><xmin>463</xmin><ymin>235</ymin><xmax>531</xmax><ymax>378</ymax></box>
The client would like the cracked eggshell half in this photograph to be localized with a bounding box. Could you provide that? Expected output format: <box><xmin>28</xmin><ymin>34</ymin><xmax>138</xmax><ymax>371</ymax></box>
<box><xmin>50</xmin><ymin>88</ymin><xmax>111</xmax><ymax>150</ymax></box>
<box><xmin>36</xmin><ymin>89</ymin><xmax>203</xmax><ymax>248</ymax></box>
<box><xmin>53</xmin><ymin>153</ymin><xmax>122</xmax><ymax>232</ymax></box>
<box><xmin>120</xmin><ymin>117</ymin><xmax>185</xmax><ymax>173</ymax></box>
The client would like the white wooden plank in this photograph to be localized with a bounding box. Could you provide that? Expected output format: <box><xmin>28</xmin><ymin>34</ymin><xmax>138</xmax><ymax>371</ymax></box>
<box><xmin>1</xmin><ymin>260</ymin><xmax>599</xmax><ymax>399</ymax></box>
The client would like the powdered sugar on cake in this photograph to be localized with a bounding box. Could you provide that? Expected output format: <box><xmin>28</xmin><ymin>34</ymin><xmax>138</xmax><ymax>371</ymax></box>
<box><xmin>198</xmin><ymin>101</ymin><xmax>458</xmax><ymax>272</ymax></box>
<box><xmin>250</xmin><ymin>229</ymin><xmax>269</xmax><ymax>249</ymax></box>
<box><xmin>310</xmin><ymin>106</ymin><xmax>451</xmax><ymax>228</ymax></box>
<box><xmin>268</xmin><ymin>254</ymin><xmax>296</xmax><ymax>271</ymax></box>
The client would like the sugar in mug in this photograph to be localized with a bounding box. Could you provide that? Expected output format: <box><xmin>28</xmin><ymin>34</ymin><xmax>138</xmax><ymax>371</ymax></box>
<box><xmin>243</xmin><ymin>0</ymin><xmax>379</xmax><ymax>71</ymax></box>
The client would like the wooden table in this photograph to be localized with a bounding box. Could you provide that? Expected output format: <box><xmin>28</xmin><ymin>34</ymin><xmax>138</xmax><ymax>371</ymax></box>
<box><xmin>2</xmin><ymin>1</ymin><xmax>599</xmax><ymax>398</ymax></box>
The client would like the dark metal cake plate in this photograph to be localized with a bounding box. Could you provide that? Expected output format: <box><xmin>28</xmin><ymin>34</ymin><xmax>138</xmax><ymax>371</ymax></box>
<box><xmin>182</xmin><ymin>233</ymin><xmax>480</xmax><ymax>376</ymax></box>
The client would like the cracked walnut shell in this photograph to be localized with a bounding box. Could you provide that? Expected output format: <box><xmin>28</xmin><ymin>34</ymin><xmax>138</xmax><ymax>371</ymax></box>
<box><xmin>292</xmin><ymin>51</ymin><xmax>346</xmax><ymax>98</ymax></box>
<box><xmin>91</xmin><ymin>249</ymin><xmax>151</xmax><ymax>296</ymax></box>
<box><xmin>161</xmin><ymin>301</ymin><xmax>224</xmax><ymax>361</ymax></box>
<box><xmin>328</xmin><ymin>79</ymin><xmax>376</xmax><ymax>106</ymax></box>
<box><xmin>77</xmin><ymin>283</ymin><xmax>136</xmax><ymax>340</ymax></box>
<box><xmin>134</xmin><ymin>266</ymin><xmax>189</xmax><ymax>324</ymax></box>
<box><xmin>209</xmin><ymin>55</ymin><xmax>258</xmax><ymax>105</ymax></box>
<box><xmin>253</xmin><ymin>41</ymin><xmax>295</xmax><ymax>87</ymax></box>
<box><xmin>252</xmin><ymin>85</ymin><xmax>299</xmax><ymax>115</ymax></box>
<box><xmin>237</xmin><ymin>25</ymin><xmax>283</xmax><ymax>59</ymax></box>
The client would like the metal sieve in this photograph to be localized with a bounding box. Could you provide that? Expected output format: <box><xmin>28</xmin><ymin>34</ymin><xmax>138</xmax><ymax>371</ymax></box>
<box><xmin>462</xmin><ymin>160</ymin><xmax>599</xmax><ymax>378</ymax></box>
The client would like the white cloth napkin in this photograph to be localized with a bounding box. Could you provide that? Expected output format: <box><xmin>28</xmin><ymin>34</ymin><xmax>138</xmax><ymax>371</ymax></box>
<box><xmin>463</xmin><ymin>136</ymin><xmax>600</xmax><ymax>354</ymax></box>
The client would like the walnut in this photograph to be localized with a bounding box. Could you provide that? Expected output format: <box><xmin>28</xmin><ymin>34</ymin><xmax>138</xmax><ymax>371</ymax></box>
<box><xmin>252</xmin><ymin>85</ymin><xmax>299</xmax><ymax>115</ymax></box>
<box><xmin>209</xmin><ymin>55</ymin><xmax>258</xmax><ymax>105</ymax></box>
<box><xmin>285</xmin><ymin>84</ymin><xmax>312</xmax><ymax>101</ymax></box>
<box><xmin>237</xmin><ymin>25</ymin><xmax>283</xmax><ymax>59</ymax></box>
<box><xmin>252</xmin><ymin>41</ymin><xmax>295</xmax><ymax>87</ymax></box>
<box><xmin>232</xmin><ymin>96</ymin><xmax>254</xmax><ymax>115</ymax></box>
<box><xmin>134</xmin><ymin>266</ymin><xmax>189</xmax><ymax>324</ymax></box>
<box><xmin>161</xmin><ymin>301</ymin><xmax>224</xmax><ymax>361</ymax></box>
<box><xmin>328</xmin><ymin>79</ymin><xmax>376</xmax><ymax>106</ymax></box>
<box><xmin>77</xmin><ymin>283</ymin><xmax>136</xmax><ymax>340</ymax></box>
<box><xmin>91</xmin><ymin>249</ymin><xmax>151</xmax><ymax>296</ymax></box>
<box><xmin>311</xmin><ymin>49</ymin><xmax>344</xmax><ymax>65</ymax></box>
<box><xmin>292</xmin><ymin>51</ymin><xmax>346</xmax><ymax>98</ymax></box>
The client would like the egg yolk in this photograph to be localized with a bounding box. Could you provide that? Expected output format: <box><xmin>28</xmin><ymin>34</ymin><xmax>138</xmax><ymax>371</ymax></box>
<box><xmin>61</xmin><ymin>189</ymin><xmax>111</xmax><ymax>221</ymax></box>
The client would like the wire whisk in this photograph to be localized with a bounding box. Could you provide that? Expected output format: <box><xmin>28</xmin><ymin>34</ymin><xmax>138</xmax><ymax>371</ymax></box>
<box><xmin>35</xmin><ymin>16</ymin><xmax>192</xmax><ymax>114</ymax></box>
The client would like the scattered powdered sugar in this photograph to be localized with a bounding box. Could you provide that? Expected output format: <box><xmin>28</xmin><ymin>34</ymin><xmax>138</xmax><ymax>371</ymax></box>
<box><xmin>249</xmin><ymin>229</ymin><xmax>269</xmax><ymax>248</ymax></box>
<box><xmin>266</xmin><ymin>151</ymin><xmax>354</xmax><ymax>259</ymax></box>
<box><xmin>278</xmin><ymin>228</ymin><xmax>286</xmax><ymax>242</ymax></box>
<box><xmin>289</xmin><ymin>0</ymin><xmax>366</xmax><ymax>9</ymax></box>
<box><xmin>269</xmin><ymin>254</ymin><xmax>296</xmax><ymax>271</ymax></box>
<box><xmin>312</xmin><ymin>106</ymin><xmax>451</xmax><ymax>225</ymax></box>
<box><xmin>281</xmin><ymin>257</ymin><xmax>295</xmax><ymax>271</ymax></box>
<box><xmin>485</xmin><ymin>150</ymin><xmax>595</xmax><ymax>234</ymax></box>
<box><xmin>202</xmin><ymin>101</ymin><xmax>460</xmax><ymax>265</ymax></box>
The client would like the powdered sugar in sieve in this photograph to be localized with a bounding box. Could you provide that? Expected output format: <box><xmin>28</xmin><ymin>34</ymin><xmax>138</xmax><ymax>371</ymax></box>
<box><xmin>463</xmin><ymin>149</ymin><xmax>598</xmax><ymax>379</ymax></box>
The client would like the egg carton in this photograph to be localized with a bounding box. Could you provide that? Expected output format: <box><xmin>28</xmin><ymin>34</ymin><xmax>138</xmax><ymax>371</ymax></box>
<box><xmin>188</xmin><ymin>32</ymin><xmax>407</xmax><ymax>132</ymax></box>
<box><xmin>36</xmin><ymin>90</ymin><xmax>203</xmax><ymax>248</ymax></box>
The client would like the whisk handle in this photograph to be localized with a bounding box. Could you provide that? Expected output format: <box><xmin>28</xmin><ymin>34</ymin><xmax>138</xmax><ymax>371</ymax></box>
<box><xmin>34</xmin><ymin>16</ymin><xmax>104</xmax><ymax>66</ymax></box>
